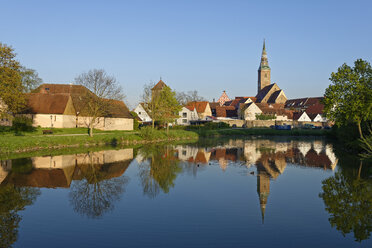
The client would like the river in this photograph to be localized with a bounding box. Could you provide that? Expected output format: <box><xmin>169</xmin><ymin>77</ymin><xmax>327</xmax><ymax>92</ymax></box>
<box><xmin>0</xmin><ymin>137</ymin><xmax>371</xmax><ymax>247</ymax></box>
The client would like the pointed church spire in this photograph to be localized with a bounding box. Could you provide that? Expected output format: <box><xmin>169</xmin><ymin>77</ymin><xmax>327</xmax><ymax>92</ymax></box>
<box><xmin>257</xmin><ymin>39</ymin><xmax>271</xmax><ymax>93</ymax></box>
<box><xmin>259</xmin><ymin>39</ymin><xmax>269</xmax><ymax>69</ymax></box>
<box><xmin>261</xmin><ymin>203</ymin><xmax>266</xmax><ymax>224</ymax></box>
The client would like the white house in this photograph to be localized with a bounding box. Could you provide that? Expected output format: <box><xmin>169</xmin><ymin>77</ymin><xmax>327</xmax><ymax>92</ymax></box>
<box><xmin>308</xmin><ymin>113</ymin><xmax>327</xmax><ymax>122</ymax></box>
<box><xmin>176</xmin><ymin>106</ymin><xmax>199</xmax><ymax>125</ymax></box>
<box><xmin>240</xmin><ymin>102</ymin><xmax>262</xmax><ymax>120</ymax></box>
<box><xmin>133</xmin><ymin>103</ymin><xmax>152</xmax><ymax>123</ymax></box>
<box><xmin>293</xmin><ymin>112</ymin><xmax>312</xmax><ymax>122</ymax></box>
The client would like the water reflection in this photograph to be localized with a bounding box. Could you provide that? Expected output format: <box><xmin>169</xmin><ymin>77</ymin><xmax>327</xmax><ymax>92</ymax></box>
<box><xmin>137</xmin><ymin>145</ymin><xmax>182</xmax><ymax>198</ymax></box>
<box><xmin>319</xmin><ymin>155</ymin><xmax>372</xmax><ymax>242</ymax></box>
<box><xmin>1</xmin><ymin>139</ymin><xmax>371</xmax><ymax>246</ymax></box>
<box><xmin>0</xmin><ymin>149</ymin><xmax>134</xmax><ymax>220</ymax></box>
<box><xmin>0</xmin><ymin>174</ymin><xmax>40</xmax><ymax>247</ymax></box>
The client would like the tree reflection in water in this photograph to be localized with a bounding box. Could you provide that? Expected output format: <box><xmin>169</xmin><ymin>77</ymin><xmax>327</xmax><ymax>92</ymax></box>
<box><xmin>319</xmin><ymin>160</ymin><xmax>372</xmax><ymax>242</ymax></box>
<box><xmin>0</xmin><ymin>185</ymin><xmax>40</xmax><ymax>248</ymax></box>
<box><xmin>137</xmin><ymin>145</ymin><xmax>182</xmax><ymax>198</ymax></box>
<box><xmin>69</xmin><ymin>152</ymin><xmax>129</xmax><ymax>219</ymax></box>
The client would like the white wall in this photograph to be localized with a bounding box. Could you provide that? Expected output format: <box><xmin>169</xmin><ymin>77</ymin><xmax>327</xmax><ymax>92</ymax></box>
<box><xmin>32</xmin><ymin>114</ymin><xmax>76</xmax><ymax>128</ymax></box>
<box><xmin>243</xmin><ymin>103</ymin><xmax>262</xmax><ymax>120</ymax></box>
<box><xmin>134</xmin><ymin>104</ymin><xmax>152</xmax><ymax>122</ymax></box>
<box><xmin>176</xmin><ymin>107</ymin><xmax>198</xmax><ymax>125</ymax></box>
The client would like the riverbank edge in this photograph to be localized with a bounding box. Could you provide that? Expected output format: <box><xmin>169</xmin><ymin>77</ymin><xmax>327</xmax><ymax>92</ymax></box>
<box><xmin>0</xmin><ymin>128</ymin><xmax>331</xmax><ymax>159</ymax></box>
<box><xmin>0</xmin><ymin>131</ymin><xmax>199</xmax><ymax>157</ymax></box>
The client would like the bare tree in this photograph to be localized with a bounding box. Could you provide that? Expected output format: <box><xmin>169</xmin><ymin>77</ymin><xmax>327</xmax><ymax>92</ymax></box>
<box><xmin>75</xmin><ymin>69</ymin><xmax>124</xmax><ymax>136</ymax></box>
<box><xmin>176</xmin><ymin>90</ymin><xmax>206</xmax><ymax>105</ymax></box>
<box><xmin>20</xmin><ymin>66</ymin><xmax>43</xmax><ymax>93</ymax></box>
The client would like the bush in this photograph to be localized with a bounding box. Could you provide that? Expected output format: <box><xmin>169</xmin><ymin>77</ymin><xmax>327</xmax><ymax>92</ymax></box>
<box><xmin>12</xmin><ymin>116</ymin><xmax>35</xmax><ymax>132</ymax></box>
<box><xmin>256</xmin><ymin>114</ymin><xmax>276</xmax><ymax>120</ymax></box>
<box><xmin>139</xmin><ymin>126</ymin><xmax>164</xmax><ymax>140</ymax></box>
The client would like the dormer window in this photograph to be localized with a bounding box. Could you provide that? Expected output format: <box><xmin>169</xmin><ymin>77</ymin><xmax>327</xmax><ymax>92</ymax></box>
<box><xmin>45</xmin><ymin>88</ymin><xmax>49</xmax><ymax>91</ymax></box>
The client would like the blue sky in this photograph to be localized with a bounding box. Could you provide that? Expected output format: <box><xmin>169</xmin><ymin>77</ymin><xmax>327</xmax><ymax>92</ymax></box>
<box><xmin>1</xmin><ymin>0</ymin><xmax>371</xmax><ymax>107</ymax></box>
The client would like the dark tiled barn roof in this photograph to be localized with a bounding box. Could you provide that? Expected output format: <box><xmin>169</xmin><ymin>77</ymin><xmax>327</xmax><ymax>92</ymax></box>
<box><xmin>25</xmin><ymin>93</ymin><xmax>71</xmax><ymax>114</ymax></box>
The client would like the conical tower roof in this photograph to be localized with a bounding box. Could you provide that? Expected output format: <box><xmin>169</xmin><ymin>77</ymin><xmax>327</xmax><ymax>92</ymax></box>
<box><xmin>259</xmin><ymin>39</ymin><xmax>270</xmax><ymax>70</ymax></box>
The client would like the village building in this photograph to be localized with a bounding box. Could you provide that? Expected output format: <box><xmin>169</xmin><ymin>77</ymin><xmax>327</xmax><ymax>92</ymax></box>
<box><xmin>176</xmin><ymin>105</ymin><xmax>199</xmax><ymax>125</ymax></box>
<box><xmin>293</xmin><ymin>111</ymin><xmax>312</xmax><ymax>122</ymax></box>
<box><xmin>25</xmin><ymin>84</ymin><xmax>133</xmax><ymax>130</ymax></box>
<box><xmin>185</xmin><ymin>101</ymin><xmax>212</xmax><ymax>120</ymax></box>
<box><xmin>285</xmin><ymin>97</ymin><xmax>324</xmax><ymax>112</ymax></box>
<box><xmin>305</xmin><ymin>103</ymin><xmax>327</xmax><ymax>122</ymax></box>
<box><xmin>215</xmin><ymin>105</ymin><xmax>237</xmax><ymax>119</ymax></box>
<box><xmin>133</xmin><ymin>103</ymin><xmax>152</xmax><ymax>123</ymax></box>
<box><xmin>217</xmin><ymin>91</ymin><xmax>230</xmax><ymax>106</ymax></box>
<box><xmin>239</xmin><ymin>102</ymin><xmax>262</xmax><ymax>120</ymax></box>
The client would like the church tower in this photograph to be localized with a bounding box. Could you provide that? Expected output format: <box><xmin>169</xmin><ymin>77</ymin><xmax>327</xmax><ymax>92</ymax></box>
<box><xmin>258</xmin><ymin>40</ymin><xmax>271</xmax><ymax>94</ymax></box>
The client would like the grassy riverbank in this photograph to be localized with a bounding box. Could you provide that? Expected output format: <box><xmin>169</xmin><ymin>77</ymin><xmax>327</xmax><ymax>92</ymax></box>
<box><xmin>0</xmin><ymin>126</ymin><xmax>331</xmax><ymax>157</ymax></box>
<box><xmin>0</xmin><ymin>128</ymin><xmax>198</xmax><ymax>155</ymax></box>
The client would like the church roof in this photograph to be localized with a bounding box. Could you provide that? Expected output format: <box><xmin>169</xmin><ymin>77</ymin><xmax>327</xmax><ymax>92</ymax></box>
<box><xmin>255</xmin><ymin>84</ymin><xmax>276</xmax><ymax>103</ymax></box>
<box><xmin>267</xmin><ymin>90</ymin><xmax>282</xmax><ymax>103</ymax></box>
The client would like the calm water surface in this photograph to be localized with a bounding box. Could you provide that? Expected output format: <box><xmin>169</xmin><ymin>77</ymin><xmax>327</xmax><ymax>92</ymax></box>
<box><xmin>1</xmin><ymin>137</ymin><xmax>371</xmax><ymax>248</ymax></box>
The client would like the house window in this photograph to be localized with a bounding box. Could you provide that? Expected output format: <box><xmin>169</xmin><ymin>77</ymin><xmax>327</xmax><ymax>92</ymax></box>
<box><xmin>138</xmin><ymin>112</ymin><xmax>141</xmax><ymax>115</ymax></box>
<box><xmin>182</xmin><ymin>113</ymin><xmax>187</xmax><ymax>118</ymax></box>
<box><xmin>54</xmin><ymin>116</ymin><xmax>56</xmax><ymax>121</ymax></box>
<box><xmin>182</xmin><ymin>119</ymin><xmax>187</xmax><ymax>123</ymax></box>
<box><xmin>182</xmin><ymin>150</ymin><xmax>187</xmax><ymax>156</ymax></box>
<box><xmin>45</xmin><ymin>88</ymin><xmax>49</xmax><ymax>90</ymax></box>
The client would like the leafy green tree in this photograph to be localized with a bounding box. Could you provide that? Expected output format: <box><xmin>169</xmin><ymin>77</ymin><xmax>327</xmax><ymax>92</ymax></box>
<box><xmin>323</xmin><ymin>59</ymin><xmax>372</xmax><ymax>139</ymax></box>
<box><xmin>0</xmin><ymin>43</ymin><xmax>26</xmax><ymax>117</ymax></box>
<box><xmin>157</xmin><ymin>86</ymin><xmax>181</xmax><ymax>132</ymax></box>
<box><xmin>20</xmin><ymin>66</ymin><xmax>42</xmax><ymax>93</ymax></box>
<box><xmin>142</xmin><ymin>83</ymin><xmax>181</xmax><ymax>131</ymax></box>
<box><xmin>319</xmin><ymin>170</ymin><xmax>372</xmax><ymax>242</ymax></box>
<box><xmin>0</xmin><ymin>185</ymin><xmax>40</xmax><ymax>248</ymax></box>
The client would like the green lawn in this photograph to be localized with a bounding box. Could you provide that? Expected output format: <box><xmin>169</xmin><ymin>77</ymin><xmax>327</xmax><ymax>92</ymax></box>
<box><xmin>0</xmin><ymin>128</ymin><xmax>198</xmax><ymax>156</ymax></box>
<box><xmin>0</xmin><ymin>126</ymin><xmax>129</xmax><ymax>136</ymax></box>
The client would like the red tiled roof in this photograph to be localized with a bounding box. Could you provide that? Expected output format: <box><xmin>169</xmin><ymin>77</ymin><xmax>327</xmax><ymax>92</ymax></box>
<box><xmin>186</xmin><ymin>101</ymin><xmax>209</xmax><ymax>113</ymax></box>
<box><xmin>33</xmin><ymin>84</ymin><xmax>91</xmax><ymax>95</ymax></box>
<box><xmin>152</xmin><ymin>80</ymin><xmax>167</xmax><ymax>90</ymax></box>
<box><xmin>255</xmin><ymin>103</ymin><xmax>293</xmax><ymax>119</ymax></box>
<box><xmin>185</xmin><ymin>105</ymin><xmax>195</xmax><ymax>111</ymax></box>
<box><xmin>306</xmin><ymin>103</ymin><xmax>324</xmax><ymax>114</ymax></box>
<box><xmin>216</xmin><ymin>106</ymin><xmax>237</xmax><ymax>118</ymax></box>
<box><xmin>209</xmin><ymin>102</ymin><xmax>220</xmax><ymax>109</ymax></box>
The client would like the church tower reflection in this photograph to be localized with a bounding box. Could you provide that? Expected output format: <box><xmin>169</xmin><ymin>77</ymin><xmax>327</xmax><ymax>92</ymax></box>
<box><xmin>257</xmin><ymin>167</ymin><xmax>270</xmax><ymax>223</ymax></box>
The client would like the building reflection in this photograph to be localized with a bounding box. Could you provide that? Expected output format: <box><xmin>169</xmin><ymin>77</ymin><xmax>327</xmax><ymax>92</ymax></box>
<box><xmin>174</xmin><ymin>139</ymin><xmax>338</xmax><ymax>222</ymax></box>
<box><xmin>0</xmin><ymin>149</ymin><xmax>134</xmax><ymax>188</ymax></box>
